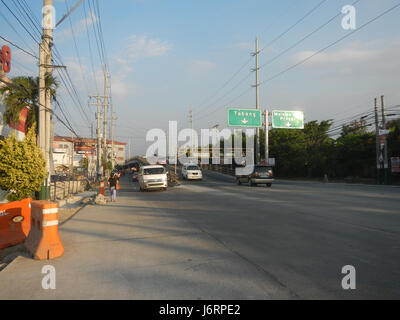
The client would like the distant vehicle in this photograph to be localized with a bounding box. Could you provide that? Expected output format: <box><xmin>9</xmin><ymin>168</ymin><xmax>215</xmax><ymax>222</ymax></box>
<box><xmin>157</xmin><ymin>157</ymin><xmax>167</xmax><ymax>165</ymax></box>
<box><xmin>132</xmin><ymin>171</ymin><xmax>138</xmax><ymax>182</ymax></box>
<box><xmin>181</xmin><ymin>164</ymin><xmax>203</xmax><ymax>180</ymax></box>
<box><xmin>236</xmin><ymin>165</ymin><xmax>274</xmax><ymax>187</ymax></box>
<box><xmin>138</xmin><ymin>165</ymin><xmax>168</xmax><ymax>191</ymax></box>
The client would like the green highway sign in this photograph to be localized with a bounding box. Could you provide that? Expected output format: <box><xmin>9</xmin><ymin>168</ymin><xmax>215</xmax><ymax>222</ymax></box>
<box><xmin>272</xmin><ymin>110</ymin><xmax>304</xmax><ymax>129</ymax></box>
<box><xmin>228</xmin><ymin>108</ymin><xmax>262</xmax><ymax>128</ymax></box>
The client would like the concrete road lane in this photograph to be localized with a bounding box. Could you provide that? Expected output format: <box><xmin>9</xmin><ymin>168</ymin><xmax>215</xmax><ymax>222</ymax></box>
<box><xmin>0</xmin><ymin>171</ymin><xmax>399</xmax><ymax>299</ymax></box>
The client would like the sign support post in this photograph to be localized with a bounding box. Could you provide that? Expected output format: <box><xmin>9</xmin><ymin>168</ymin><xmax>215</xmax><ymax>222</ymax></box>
<box><xmin>265</xmin><ymin>110</ymin><xmax>269</xmax><ymax>166</ymax></box>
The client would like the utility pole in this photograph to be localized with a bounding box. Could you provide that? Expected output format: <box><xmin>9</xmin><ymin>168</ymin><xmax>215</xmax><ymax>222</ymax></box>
<box><xmin>374</xmin><ymin>98</ymin><xmax>381</xmax><ymax>184</ymax></box>
<box><xmin>381</xmin><ymin>95</ymin><xmax>389</xmax><ymax>185</ymax></box>
<box><xmin>111</xmin><ymin>103</ymin><xmax>115</xmax><ymax>168</ymax></box>
<box><xmin>190</xmin><ymin>105</ymin><xmax>193</xmax><ymax>161</ymax></box>
<box><xmin>89</xmin><ymin>95</ymin><xmax>103</xmax><ymax>179</ymax></box>
<box><xmin>251</xmin><ymin>37</ymin><xmax>260</xmax><ymax>165</ymax></box>
<box><xmin>70</xmin><ymin>135</ymin><xmax>74</xmax><ymax>176</ymax></box>
<box><xmin>103</xmin><ymin>64</ymin><xmax>108</xmax><ymax>173</ymax></box>
<box><xmin>39</xmin><ymin>0</ymin><xmax>54</xmax><ymax>199</ymax></box>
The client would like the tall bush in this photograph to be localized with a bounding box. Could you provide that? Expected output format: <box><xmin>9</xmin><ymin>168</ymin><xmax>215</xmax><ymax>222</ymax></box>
<box><xmin>0</xmin><ymin>125</ymin><xmax>46</xmax><ymax>201</ymax></box>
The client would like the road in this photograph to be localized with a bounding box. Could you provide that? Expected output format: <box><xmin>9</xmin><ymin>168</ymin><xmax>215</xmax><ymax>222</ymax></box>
<box><xmin>0</xmin><ymin>170</ymin><xmax>399</xmax><ymax>299</ymax></box>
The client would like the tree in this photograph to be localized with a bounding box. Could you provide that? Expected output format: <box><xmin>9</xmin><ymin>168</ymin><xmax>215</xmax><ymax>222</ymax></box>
<box><xmin>269</xmin><ymin>128</ymin><xmax>307</xmax><ymax>177</ymax></box>
<box><xmin>0</xmin><ymin>125</ymin><xmax>46</xmax><ymax>201</ymax></box>
<box><xmin>0</xmin><ymin>74</ymin><xmax>58</xmax><ymax>132</ymax></box>
<box><xmin>335</xmin><ymin>132</ymin><xmax>375</xmax><ymax>178</ymax></box>
<box><xmin>303</xmin><ymin>120</ymin><xmax>334</xmax><ymax>177</ymax></box>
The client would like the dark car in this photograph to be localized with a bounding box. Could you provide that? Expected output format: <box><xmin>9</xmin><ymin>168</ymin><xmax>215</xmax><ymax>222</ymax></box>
<box><xmin>236</xmin><ymin>165</ymin><xmax>274</xmax><ymax>187</ymax></box>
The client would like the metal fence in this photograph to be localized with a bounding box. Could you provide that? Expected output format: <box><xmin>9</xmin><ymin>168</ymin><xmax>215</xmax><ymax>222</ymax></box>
<box><xmin>50</xmin><ymin>178</ymin><xmax>92</xmax><ymax>201</ymax></box>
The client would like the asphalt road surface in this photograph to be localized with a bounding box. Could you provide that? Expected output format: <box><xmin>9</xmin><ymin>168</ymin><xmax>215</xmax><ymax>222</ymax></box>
<box><xmin>1</xmin><ymin>170</ymin><xmax>399</xmax><ymax>299</ymax></box>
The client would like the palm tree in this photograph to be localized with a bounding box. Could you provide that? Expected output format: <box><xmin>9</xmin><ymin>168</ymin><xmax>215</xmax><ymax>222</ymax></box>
<box><xmin>0</xmin><ymin>74</ymin><xmax>58</xmax><ymax>132</ymax></box>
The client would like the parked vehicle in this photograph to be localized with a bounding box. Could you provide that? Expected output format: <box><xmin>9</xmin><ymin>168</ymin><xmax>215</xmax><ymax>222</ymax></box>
<box><xmin>138</xmin><ymin>165</ymin><xmax>168</xmax><ymax>191</ymax></box>
<box><xmin>132</xmin><ymin>172</ymin><xmax>139</xmax><ymax>182</ymax></box>
<box><xmin>236</xmin><ymin>165</ymin><xmax>274</xmax><ymax>187</ymax></box>
<box><xmin>181</xmin><ymin>164</ymin><xmax>203</xmax><ymax>180</ymax></box>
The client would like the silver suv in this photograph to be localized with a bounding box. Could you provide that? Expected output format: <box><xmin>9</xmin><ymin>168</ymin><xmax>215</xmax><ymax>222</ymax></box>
<box><xmin>236</xmin><ymin>165</ymin><xmax>274</xmax><ymax>187</ymax></box>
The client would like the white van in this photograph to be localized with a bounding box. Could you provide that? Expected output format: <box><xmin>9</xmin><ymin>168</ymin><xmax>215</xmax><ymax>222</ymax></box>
<box><xmin>138</xmin><ymin>165</ymin><xmax>168</xmax><ymax>191</ymax></box>
<box><xmin>181</xmin><ymin>164</ymin><xmax>203</xmax><ymax>180</ymax></box>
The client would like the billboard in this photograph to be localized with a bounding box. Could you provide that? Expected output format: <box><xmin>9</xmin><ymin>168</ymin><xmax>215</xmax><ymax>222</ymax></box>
<box><xmin>391</xmin><ymin>157</ymin><xmax>400</xmax><ymax>173</ymax></box>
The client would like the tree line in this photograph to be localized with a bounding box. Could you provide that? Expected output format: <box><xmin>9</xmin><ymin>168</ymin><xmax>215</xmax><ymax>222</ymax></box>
<box><xmin>258</xmin><ymin>119</ymin><xmax>400</xmax><ymax>180</ymax></box>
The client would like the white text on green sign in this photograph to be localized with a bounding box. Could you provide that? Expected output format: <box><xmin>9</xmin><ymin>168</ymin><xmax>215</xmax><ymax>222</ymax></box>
<box><xmin>228</xmin><ymin>109</ymin><xmax>262</xmax><ymax>128</ymax></box>
<box><xmin>272</xmin><ymin>110</ymin><xmax>304</xmax><ymax>129</ymax></box>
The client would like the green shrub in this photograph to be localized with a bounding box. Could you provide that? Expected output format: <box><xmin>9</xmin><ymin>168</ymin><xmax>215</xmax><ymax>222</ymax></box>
<box><xmin>0</xmin><ymin>125</ymin><xmax>46</xmax><ymax>201</ymax></box>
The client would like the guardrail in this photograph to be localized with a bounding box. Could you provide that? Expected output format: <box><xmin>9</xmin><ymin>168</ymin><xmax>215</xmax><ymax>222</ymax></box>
<box><xmin>205</xmin><ymin>164</ymin><xmax>235</xmax><ymax>177</ymax></box>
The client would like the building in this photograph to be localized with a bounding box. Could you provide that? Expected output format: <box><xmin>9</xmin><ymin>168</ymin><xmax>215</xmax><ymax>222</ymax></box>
<box><xmin>53</xmin><ymin>136</ymin><xmax>127</xmax><ymax>175</ymax></box>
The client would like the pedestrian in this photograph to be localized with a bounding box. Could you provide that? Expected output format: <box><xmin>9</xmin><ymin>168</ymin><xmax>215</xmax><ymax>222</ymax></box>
<box><xmin>108</xmin><ymin>173</ymin><xmax>118</xmax><ymax>202</ymax></box>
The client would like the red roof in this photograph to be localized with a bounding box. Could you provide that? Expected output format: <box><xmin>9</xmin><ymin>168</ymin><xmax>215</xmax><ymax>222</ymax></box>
<box><xmin>54</xmin><ymin>136</ymin><xmax>127</xmax><ymax>146</ymax></box>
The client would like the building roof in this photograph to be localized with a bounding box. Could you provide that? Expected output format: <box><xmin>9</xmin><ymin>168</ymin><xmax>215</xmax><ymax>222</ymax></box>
<box><xmin>54</xmin><ymin>136</ymin><xmax>127</xmax><ymax>146</ymax></box>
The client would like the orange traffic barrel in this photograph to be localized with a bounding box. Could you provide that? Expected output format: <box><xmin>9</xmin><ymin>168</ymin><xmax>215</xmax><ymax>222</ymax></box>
<box><xmin>24</xmin><ymin>201</ymin><xmax>64</xmax><ymax>260</ymax></box>
<box><xmin>0</xmin><ymin>198</ymin><xmax>32</xmax><ymax>250</ymax></box>
<box><xmin>99</xmin><ymin>181</ymin><xmax>105</xmax><ymax>195</ymax></box>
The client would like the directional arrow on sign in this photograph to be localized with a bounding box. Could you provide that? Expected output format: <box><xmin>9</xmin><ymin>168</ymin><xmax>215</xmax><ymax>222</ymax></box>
<box><xmin>286</xmin><ymin>122</ymin><xmax>291</xmax><ymax>127</ymax></box>
<box><xmin>241</xmin><ymin>119</ymin><xmax>248</xmax><ymax>124</ymax></box>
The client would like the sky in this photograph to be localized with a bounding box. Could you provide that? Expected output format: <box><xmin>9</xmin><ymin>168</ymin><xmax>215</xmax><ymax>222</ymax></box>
<box><xmin>1</xmin><ymin>0</ymin><xmax>400</xmax><ymax>156</ymax></box>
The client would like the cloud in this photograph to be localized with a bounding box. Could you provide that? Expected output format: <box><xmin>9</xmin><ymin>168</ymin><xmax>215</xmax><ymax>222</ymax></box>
<box><xmin>115</xmin><ymin>35</ymin><xmax>172</xmax><ymax>65</ymax></box>
<box><xmin>110</xmin><ymin>72</ymin><xmax>140</xmax><ymax>98</ymax></box>
<box><xmin>54</xmin><ymin>10</ymin><xmax>98</xmax><ymax>41</ymax></box>
<box><xmin>186</xmin><ymin>60</ymin><xmax>216</xmax><ymax>74</ymax></box>
<box><xmin>290</xmin><ymin>40</ymin><xmax>400</xmax><ymax>77</ymax></box>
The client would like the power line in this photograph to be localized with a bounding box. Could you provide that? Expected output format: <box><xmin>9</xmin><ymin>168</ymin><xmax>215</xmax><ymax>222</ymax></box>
<box><xmin>65</xmin><ymin>0</ymin><xmax>90</xmax><ymax>96</ymax></box>
<box><xmin>0</xmin><ymin>35</ymin><xmax>38</xmax><ymax>60</ymax></box>
<box><xmin>259</xmin><ymin>0</ymin><xmax>328</xmax><ymax>53</ymax></box>
<box><xmin>192</xmin><ymin>1</ymin><xmax>299</xmax><ymax>116</ymax></box>
<box><xmin>0</xmin><ymin>77</ymin><xmax>80</xmax><ymax>137</ymax></box>
<box><xmin>1</xmin><ymin>0</ymin><xmax>89</xmax><ymax>138</ymax></box>
<box><xmin>0</xmin><ymin>9</ymin><xmax>37</xmax><ymax>56</ymax></box>
<box><xmin>191</xmin><ymin>0</ymin><xmax>330</xmax><ymax>123</ymax></box>
<box><xmin>83</xmin><ymin>0</ymin><xmax>100</xmax><ymax>94</ymax></box>
<box><xmin>259</xmin><ymin>2</ymin><xmax>400</xmax><ymax>87</ymax></box>
<box><xmin>259</xmin><ymin>0</ymin><xmax>363</xmax><ymax>70</ymax></box>
<box><xmin>11</xmin><ymin>0</ymin><xmax>42</xmax><ymax>40</ymax></box>
<box><xmin>0</xmin><ymin>0</ymin><xmax>41</xmax><ymax>45</ymax></box>
<box><xmin>192</xmin><ymin>58</ymin><xmax>252</xmax><ymax>116</ymax></box>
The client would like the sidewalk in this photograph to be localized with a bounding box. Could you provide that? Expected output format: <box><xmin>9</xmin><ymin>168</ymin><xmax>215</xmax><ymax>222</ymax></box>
<box><xmin>0</xmin><ymin>176</ymin><xmax>292</xmax><ymax>299</ymax></box>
